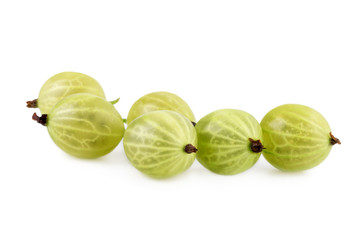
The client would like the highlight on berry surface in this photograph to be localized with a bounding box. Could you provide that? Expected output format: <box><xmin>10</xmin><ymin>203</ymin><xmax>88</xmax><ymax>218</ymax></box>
<box><xmin>27</xmin><ymin>72</ymin><xmax>106</xmax><ymax>114</ymax></box>
<box><xmin>126</xmin><ymin>91</ymin><xmax>196</xmax><ymax>125</ymax></box>
<box><xmin>195</xmin><ymin>109</ymin><xmax>264</xmax><ymax>175</ymax></box>
<box><xmin>260</xmin><ymin>104</ymin><xmax>341</xmax><ymax>171</ymax></box>
<box><xmin>123</xmin><ymin>110</ymin><xmax>198</xmax><ymax>179</ymax></box>
<box><xmin>32</xmin><ymin>93</ymin><xmax>125</xmax><ymax>159</ymax></box>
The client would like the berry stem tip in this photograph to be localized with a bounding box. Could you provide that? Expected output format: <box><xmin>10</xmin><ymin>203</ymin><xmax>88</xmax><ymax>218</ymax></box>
<box><xmin>26</xmin><ymin>99</ymin><xmax>38</xmax><ymax>108</ymax></box>
<box><xmin>32</xmin><ymin>113</ymin><xmax>47</xmax><ymax>126</ymax></box>
<box><xmin>329</xmin><ymin>132</ymin><xmax>341</xmax><ymax>145</ymax></box>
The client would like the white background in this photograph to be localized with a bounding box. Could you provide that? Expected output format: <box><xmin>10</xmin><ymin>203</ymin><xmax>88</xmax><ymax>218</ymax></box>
<box><xmin>1</xmin><ymin>1</ymin><xmax>356</xmax><ymax>239</ymax></box>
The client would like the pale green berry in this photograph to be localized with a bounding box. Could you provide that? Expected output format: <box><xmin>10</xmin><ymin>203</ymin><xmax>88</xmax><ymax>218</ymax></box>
<box><xmin>127</xmin><ymin>91</ymin><xmax>195</xmax><ymax>124</ymax></box>
<box><xmin>261</xmin><ymin>104</ymin><xmax>341</xmax><ymax>171</ymax></box>
<box><xmin>27</xmin><ymin>72</ymin><xmax>106</xmax><ymax>114</ymax></box>
<box><xmin>195</xmin><ymin>109</ymin><xmax>263</xmax><ymax>175</ymax></box>
<box><xmin>32</xmin><ymin>93</ymin><xmax>124</xmax><ymax>159</ymax></box>
<box><xmin>124</xmin><ymin>110</ymin><xmax>197</xmax><ymax>178</ymax></box>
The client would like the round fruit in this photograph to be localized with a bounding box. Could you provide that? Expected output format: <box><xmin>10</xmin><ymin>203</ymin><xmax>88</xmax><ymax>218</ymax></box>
<box><xmin>126</xmin><ymin>91</ymin><xmax>195</xmax><ymax>124</ymax></box>
<box><xmin>195</xmin><ymin>109</ymin><xmax>263</xmax><ymax>175</ymax></box>
<box><xmin>27</xmin><ymin>72</ymin><xmax>106</xmax><ymax>114</ymax></box>
<box><xmin>260</xmin><ymin>104</ymin><xmax>341</xmax><ymax>171</ymax></box>
<box><xmin>123</xmin><ymin>110</ymin><xmax>198</xmax><ymax>178</ymax></box>
<box><xmin>32</xmin><ymin>93</ymin><xmax>124</xmax><ymax>159</ymax></box>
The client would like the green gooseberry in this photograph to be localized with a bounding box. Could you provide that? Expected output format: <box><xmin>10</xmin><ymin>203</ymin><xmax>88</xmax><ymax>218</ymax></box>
<box><xmin>32</xmin><ymin>93</ymin><xmax>124</xmax><ymax>159</ymax></box>
<box><xmin>126</xmin><ymin>91</ymin><xmax>196</xmax><ymax>124</ymax></box>
<box><xmin>195</xmin><ymin>109</ymin><xmax>264</xmax><ymax>175</ymax></box>
<box><xmin>123</xmin><ymin>110</ymin><xmax>198</xmax><ymax>178</ymax></box>
<box><xmin>27</xmin><ymin>72</ymin><xmax>106</xmax><ymax>114</ymax></box>
<box><xmin>260</xmin><ymin>104</ymin><xmax>341</xmax><ymax>171</ymax></box>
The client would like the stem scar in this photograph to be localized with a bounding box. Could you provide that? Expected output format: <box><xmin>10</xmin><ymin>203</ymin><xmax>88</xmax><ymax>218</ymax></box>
<box><xmin>249</xmin><ymin>138</ymin><xmax>265</xmax><ymax>153</ymax></box>
<box><xmin>184</xmin><ymin>144</ymin><xmax>198</xmax><ymax>154</ymax></box>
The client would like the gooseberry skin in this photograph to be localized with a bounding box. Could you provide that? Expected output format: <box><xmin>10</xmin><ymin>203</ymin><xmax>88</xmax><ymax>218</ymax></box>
<box><xmin>37</xmin><ymin>72</ymin><xmax>106</xmax><ymax>114</ymax></box>
<box><xmin>123</xmin><ymin>110</ymin><xmax>198</xmax><ymax>178</ymax></box>
<box><xmin>46</xmin><ymin>93</ymin><xmax>124</xmax><ymax>159</ymax></box>
<box><xmin>195</xmin><ymin>109</ymin><xmax>263</xmax><ymax>175</ymax></box>
<box><xmin>126</xmin><ymin>91</ymin><xmax>196</xmax><ymax>124</ymax></box>
<box><xmin>260</xmin><ymin>104</ymin><xmax>335</xmax><ymax>171</ymax></box>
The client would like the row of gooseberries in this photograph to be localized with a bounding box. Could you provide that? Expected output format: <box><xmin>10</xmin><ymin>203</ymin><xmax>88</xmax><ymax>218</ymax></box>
<box><xmin>27</xmin><ymin>72</ymin><xmax>341</xmax><ymax>178</ymax></box>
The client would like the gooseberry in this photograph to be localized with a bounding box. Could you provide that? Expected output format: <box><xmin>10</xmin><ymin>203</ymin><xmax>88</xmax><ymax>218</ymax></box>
<box><xmin>32</xmin><ymin>93</ymin><xmax>125</xmax><ymax>159</ymax></box>
<box><xmin>123</xmin><ymin>110</ymin><xmax>198</xmax><ymax>178</ymax></box>
<box><xmin>195</xmin><ymin>109</ymin><xmax>263</xmax><ymax>175</ymax></box>
<box><xmin>27</xmin><ymin>72</ymin><xmax>106</xmax><ymax>114</ymax></box>
<box><xmin>126</xmin><ymin>91</ymin><xmax>196</xmax><ymax>124</ymax></box>
<box><xmin>260</xmin><ymin>104</ymin><xmax>341</xmax><ymax>171</ymax></box>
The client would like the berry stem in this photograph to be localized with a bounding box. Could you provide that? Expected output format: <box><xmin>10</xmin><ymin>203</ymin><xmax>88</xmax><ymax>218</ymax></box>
<box><xmin>330</xmin><ymin>132</ymin><xmax>341</xmax><ymax>145</ymax></box>
<box><xmin>109</xmin><ymin>98</ymin><xmax>120</xmax><ymax>105</ymax></box>
<box><xmin>26</xmin><ymin>99</ymin><xmax>38</xmax><ymax>108</ymax></box>
<box><xmin>32</xmin><ymin>113</ymin><xmax>48</xmax><ymax>126</ymax></box>
<box><xmin>184</xmin><ymin>144</ymin><xmax>198</xmax><ymax>154</ymax></box>
<box><xmin>249</xmin><ymin>138</ymin><xmax>264</xmax><ymax>153</ymax></box>
<box><xmin>191</xmin><ymin>121</ymin><xmax>197</xmax><ymax>126</ymax></box>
